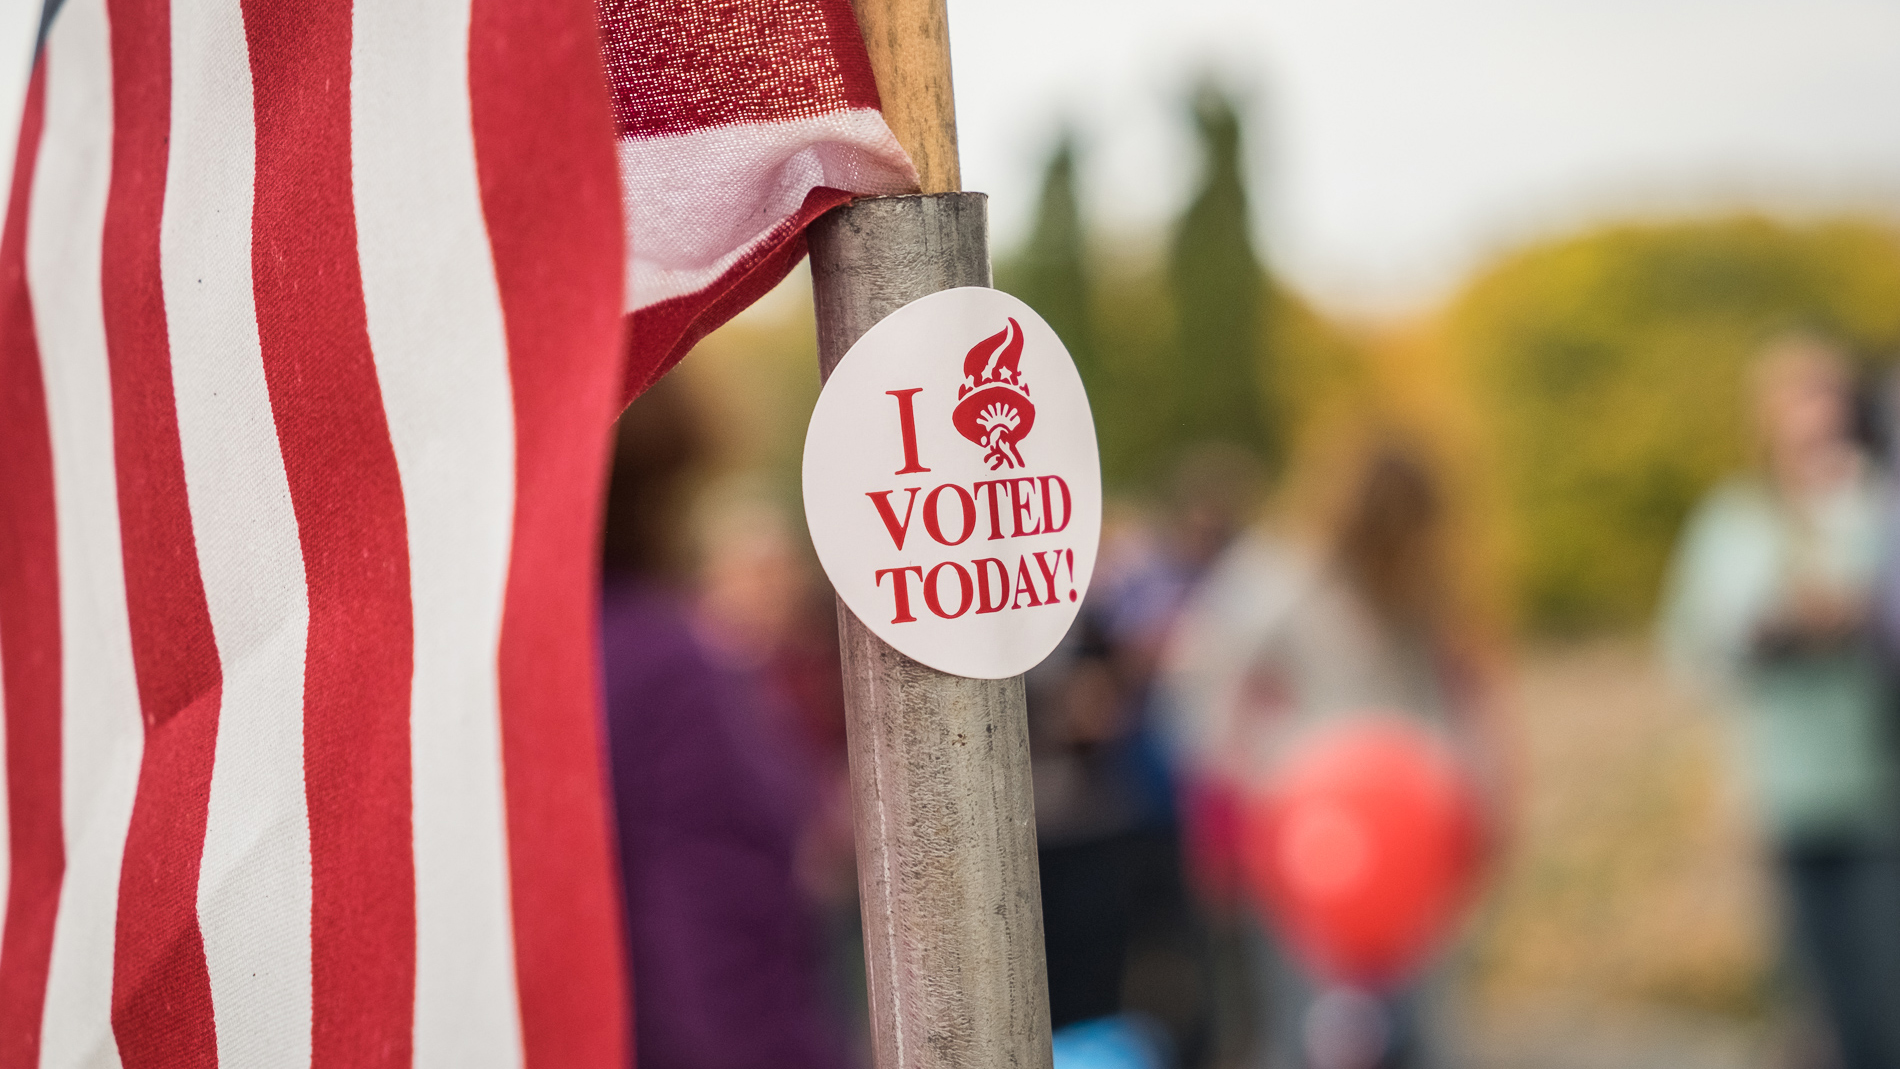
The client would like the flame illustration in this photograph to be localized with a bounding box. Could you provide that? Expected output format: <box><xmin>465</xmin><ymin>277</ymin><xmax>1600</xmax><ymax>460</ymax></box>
<box><xmin>952</xmin><ymin>318</ymin><xmax>1036</xmax><ymax>469</ymax></box>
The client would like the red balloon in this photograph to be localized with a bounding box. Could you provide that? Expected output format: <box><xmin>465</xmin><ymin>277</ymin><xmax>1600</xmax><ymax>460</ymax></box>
<box><xmin>1241</xmin><ymin>713</ymin><xmax>1486</xmax><ymax>990</ymax></box>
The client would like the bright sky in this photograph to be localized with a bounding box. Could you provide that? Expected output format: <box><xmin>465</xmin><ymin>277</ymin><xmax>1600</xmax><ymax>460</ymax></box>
<box><xmin>949</xmin><ymin>0</ymin><xmax>1900</xmax><ymax>315</ymax></box>
<box><xmin>2</xmin><ymin>2</ymin><xmax>1894</xmax><ymax>319</ymax></box>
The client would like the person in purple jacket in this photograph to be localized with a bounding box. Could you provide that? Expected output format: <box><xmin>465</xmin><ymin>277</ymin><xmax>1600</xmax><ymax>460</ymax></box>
<box><xmin>598</xmin><ymin>375</ymin><xmax>855</xmax><ymax>1069</ymax></box>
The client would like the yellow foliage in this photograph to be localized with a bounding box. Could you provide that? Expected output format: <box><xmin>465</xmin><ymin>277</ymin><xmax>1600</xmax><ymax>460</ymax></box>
<box><xmin>1443</xmin><ymin>215</ymin><xmax>1900</xmax><ymax>632</ymax></box>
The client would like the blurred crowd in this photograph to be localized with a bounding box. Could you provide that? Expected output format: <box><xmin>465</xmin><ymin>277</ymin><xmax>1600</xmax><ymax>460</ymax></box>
<box><xmin>596</xmin><ymin>320</ymin><xmax>1900</xmax><ymax>1069</ymax></box>
<box><xmin>597</xmin><ymin>364</ymin><xmax>1507</xmax><ymax>1069</ymax></box>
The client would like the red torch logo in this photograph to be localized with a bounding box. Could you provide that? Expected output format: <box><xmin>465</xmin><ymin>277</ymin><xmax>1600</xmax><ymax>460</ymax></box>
<box><xmin>952</xmin><ymin>318</ymin><xmax>1036</xmax><ymax>470</ymax></box>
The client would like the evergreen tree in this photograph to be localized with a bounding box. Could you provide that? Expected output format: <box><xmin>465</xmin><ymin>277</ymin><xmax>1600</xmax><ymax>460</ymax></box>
<box><xmin>1166</xmin><ymin>82</ymin><xmax>1277</xmax><ymax>470</ymax></box>
<box><xmin>1000</xmin><ymin>134</ymin><xmax>1095</xmax><ymax>382</ymax></box>
<box><xmin>1000</xmin><ymin>136</ymin><xmax>1151</xmax><ymax>484</ymax></box>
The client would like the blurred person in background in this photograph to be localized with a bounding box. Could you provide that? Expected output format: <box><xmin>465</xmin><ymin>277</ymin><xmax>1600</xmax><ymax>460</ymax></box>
<box><xmin>691</xmin><ymin>487</ymin><xmax>870</xmax><ymax>1057</ymax></box>
<box><xmin>600</xmin><ymin>375</ymin><xmax>857</xmax><ymax>1069</ymax></box>
<box><xmin>1160</xmin><ymin>434</ymin><xmax>1502</xmax><ymax>1069</ymax></box>
<box><xmin>1660</xmin><ymin>335</ymin><xmax>1900</xmax><ymax>1069</ymax></box>
<box><xmin>1032</xmin><ymin>446</ymin><xmax>1269</xmax><ymax>1069</ymax></box>
<box><xmin>1029</xmin><ymin>609</ymin><xmax>1169</xmax><ymax>1068</ymax></box>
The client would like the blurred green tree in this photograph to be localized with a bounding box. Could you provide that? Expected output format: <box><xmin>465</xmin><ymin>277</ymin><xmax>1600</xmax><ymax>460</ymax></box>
<box><xmin>997</xmin><ymin>132</ymin><xmax>1095</xmax><ymax>384</ymax></box>
<box><xmin>1454</xmin><ymin>216</ymin><xmax>1900</xmax><ymax>632</ymax></box>
<box><xmin>1166</xmin><ymin>83</ymin><xmax>1279</xmax><ymax>472</ymax></box>
<box><xmin>998</xmin><ymin>94</ymin><xmax>1350</xmax><ymax>491</ymax></box>
<box><xmin>996</xmin><ymin>134</ymin><xmax>1164</xmax><ymax>486</ymax></box>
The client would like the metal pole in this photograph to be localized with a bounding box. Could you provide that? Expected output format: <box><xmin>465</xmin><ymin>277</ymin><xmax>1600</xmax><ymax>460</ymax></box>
<box><xmin>809</xmin><ymin>196</ymin><xmax>1053</xmax><ymax>1069</ymax></box>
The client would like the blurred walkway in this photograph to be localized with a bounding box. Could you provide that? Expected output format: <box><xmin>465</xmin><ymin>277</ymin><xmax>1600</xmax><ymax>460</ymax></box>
<box><xmin>1467</xmin><ymin>1003</ymin><xmax>1771</xmax><ymax>1069</ymax></box>
<box><xmin>1457</xmin><ymin>640</ymin><xmax>1786</xmax><ymax>1069</ymax></box>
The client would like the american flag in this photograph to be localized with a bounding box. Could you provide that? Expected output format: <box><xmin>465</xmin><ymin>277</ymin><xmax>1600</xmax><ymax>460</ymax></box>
<box><xmin>0</xmin><ymin>0</ymin><xmax>912</xmax><ymax>1064</ymax></box>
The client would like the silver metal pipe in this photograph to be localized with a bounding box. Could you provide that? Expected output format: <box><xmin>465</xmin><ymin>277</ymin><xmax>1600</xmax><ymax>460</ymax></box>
<box><xmin>807</xmin><ymin>192</ymin><xmax>1053</xmax><ymax>1069</ymax></box>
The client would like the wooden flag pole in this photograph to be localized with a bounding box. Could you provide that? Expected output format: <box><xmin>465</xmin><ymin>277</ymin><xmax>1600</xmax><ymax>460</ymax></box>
<box><xmin>808</xmin><ymin>4</ymin><xmax>1053</xmax><ymax>1069</ymax></box>
<box><xmin>848</xmin><ymin>0</ymin><xmax>960</xmax><ymax>193</ymax></box>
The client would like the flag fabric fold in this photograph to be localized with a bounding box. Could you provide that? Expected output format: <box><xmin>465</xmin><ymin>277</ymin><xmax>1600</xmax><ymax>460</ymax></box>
<box><xmin>0</xmin><ymin>0</ymin><xmax>908</xmax><ymax>1063</ymax></box>
<box><xmin>602</xmin><ymin>0</ymin><xmax>917</xmax><ymax>397</ymax></box>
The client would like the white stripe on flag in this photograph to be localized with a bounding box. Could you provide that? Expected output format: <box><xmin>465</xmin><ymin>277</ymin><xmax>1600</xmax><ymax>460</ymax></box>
<box><xmin>164</xmin><ymin>0</ymin><xmax>316</xmax><ymax>1061</ymax></box>
<box><xmin>0</xmin><ymin>2</ymin><xmax>39</xmax><ymax>247</ymax></box>
<box><xmin>27</xmin><ymin>1</ymin><xmax>141</xmax><ymax>1065</ymax></box>
<box><xmin>617</xmin><ymin>109</ymin><xmax>912</xmax><ymax>311</ymax></box>
<box><xmin>351</xmin><ymin>0</ymin><xmax>525</xmax><ymax>1061</ymax></box>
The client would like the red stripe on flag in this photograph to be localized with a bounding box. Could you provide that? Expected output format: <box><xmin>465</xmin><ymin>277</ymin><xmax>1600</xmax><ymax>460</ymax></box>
<box><xmin>0</xmin><ymin>62</ymin><xmax>60</xmax><ymax>1069</ymax></box>
<box><xmin>598</xmin><ymin>0</ymin><xmax>879</xmax><ymax>138</ymax></box>
<box><xmin>241</xmin><ymin>3</ymin><xmax>417</xmax><ymax>1065</ymax></box>
<box><xmin>99</xmin><ymin>0</ymin><xmax>222</xmax><ymax>1062</ymax></box>
<box><xmin>468</xmin><ymin>0</ymin><xmax>628</xmax><ymax>1064</ymax></box>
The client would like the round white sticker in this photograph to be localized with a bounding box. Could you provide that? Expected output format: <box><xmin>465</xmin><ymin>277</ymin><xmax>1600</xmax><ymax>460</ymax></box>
<box><xmin>802</xmin><ymin>287</ymin><xmax>1102</xmax><ymax>680</ymax></box>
